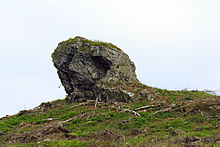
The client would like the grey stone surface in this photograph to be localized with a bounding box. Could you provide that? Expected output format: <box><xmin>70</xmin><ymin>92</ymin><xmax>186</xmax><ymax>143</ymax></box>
<box><xmin>52</xmin><ymin>36</ymin><xmax>140</xmax><ymax>103</ymax></box>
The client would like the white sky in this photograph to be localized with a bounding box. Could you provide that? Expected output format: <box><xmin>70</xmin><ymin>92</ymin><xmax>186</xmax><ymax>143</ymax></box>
<box><xmin>0</xmin><ymin>0</ymin><xmax>220</xmax><ymax>117</ymax></box>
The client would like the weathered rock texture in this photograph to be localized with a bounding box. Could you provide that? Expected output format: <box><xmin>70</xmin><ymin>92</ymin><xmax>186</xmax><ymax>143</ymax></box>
<box><xmin>52</xmin><ymin>36</ymin><xmax>140</xmax><ymax>102</ymax></box>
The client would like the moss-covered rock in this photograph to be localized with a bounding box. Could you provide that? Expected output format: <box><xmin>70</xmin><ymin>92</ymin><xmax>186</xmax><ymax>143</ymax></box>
<box><xmin>52</xmin><ymin>36</ymin><xmax>140</xmax><ymax>103</ymax></box>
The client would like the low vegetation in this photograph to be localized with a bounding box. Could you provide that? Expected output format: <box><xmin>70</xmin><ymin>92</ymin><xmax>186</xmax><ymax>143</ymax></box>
<box><xmin>0</xmin><ymin>87</ymin><xmax>219</xmax><ymax>146</ymax></box>
<box><xmin>56</xmin><ymin>36</ymin><xmax>121</xmax><ymax>53</ymax></box>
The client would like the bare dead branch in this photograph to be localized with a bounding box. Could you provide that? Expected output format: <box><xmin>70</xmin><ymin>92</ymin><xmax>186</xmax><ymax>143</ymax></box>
<box><xmin>134</xmin><ymin>104</ymin><xmax>161</xmax><ymax>111</ymax></box>
<box><xmin>122</xmin><ymin>109</ymin><xmax>140</xmax><ymax>117</ymax></box>
<box><xmin>95</xmin><ymin>97</ymin><xmax>99</xmax><ymax>108</ymax></box>
<box><xmin>153</xmin><ymin>107</ymin><xmax>172</xmax><ymax>115</ymax></box>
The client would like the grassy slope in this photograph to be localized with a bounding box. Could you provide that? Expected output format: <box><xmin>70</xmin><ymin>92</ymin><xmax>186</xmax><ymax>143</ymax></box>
<box><xmin>0</xmin><ymin>86</ymin><xmax>220</xmax><ymax>146</ymax></box>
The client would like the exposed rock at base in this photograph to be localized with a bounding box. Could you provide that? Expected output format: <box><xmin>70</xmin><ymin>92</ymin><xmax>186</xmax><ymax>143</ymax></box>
<box><xmin>52</xmin><ymin>36</ymin><xmax>140</xmax><ymax>103</ymax></box>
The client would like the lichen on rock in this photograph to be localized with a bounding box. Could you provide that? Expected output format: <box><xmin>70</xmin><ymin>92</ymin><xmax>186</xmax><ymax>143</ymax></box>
<box><xmin>52</xmin><ymin>36</ymin><xmax>140</xmax><ymax>103</ymax></box>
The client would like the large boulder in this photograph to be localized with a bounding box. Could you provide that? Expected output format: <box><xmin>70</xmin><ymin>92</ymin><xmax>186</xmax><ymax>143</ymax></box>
<box><xmin>52</xmin><ymin>36</ymin><xmax>140</xmax><ymax>103</ymax></box>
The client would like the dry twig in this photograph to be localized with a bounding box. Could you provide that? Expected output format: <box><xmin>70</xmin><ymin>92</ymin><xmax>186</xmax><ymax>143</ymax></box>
<box><xmin>153</xmin><ymin>107</ymin><xmax>172</xmax><ymax>115</ymax></box>
<box><xmin>122</xmin><ymin>109</ymin><xmax>140</xmax><ymax>117</ymax></box>
<box><xmin>95</xmin><ymin>97</ymin><xmax>99</xmax><ymax>108</ymax></box>
<box><xmin>153</xmin><ymin>103</ymin><xmax>191</xmax><ymax>115</ymax></box>
<box><xmin>134</xmin><ymin>104</ymin><xmax>161</xmax><ymax>111</ymax></box>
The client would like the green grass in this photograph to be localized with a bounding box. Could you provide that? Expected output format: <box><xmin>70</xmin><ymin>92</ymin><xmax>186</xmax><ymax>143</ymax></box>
<box><xmin>1</xmin><ymin>88</ymin><xmax>219</xmax><ymax>146</ymax></box>
<box><xmin>55</xmin><ymin>36</ymin><xmax>121</xmax><ymax>52</ymax></box>
<box><xmin>3</xmin><ymin>140</ymin><xmax>87</xmax><ymax>147</ymax></box>
<box><xmin>157</xmin><ymin>89</ymin><xmax>212</xmax><ymax>98</ymax></box>
<box><xmin>40</xmin><ymin>139</ymin><xmax>87</xmax><ymax>146</ymax></box>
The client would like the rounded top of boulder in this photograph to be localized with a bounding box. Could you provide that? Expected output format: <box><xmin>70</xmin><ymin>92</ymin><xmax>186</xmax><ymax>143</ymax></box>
<box><xmin>52</xmin><ymin>36</ymin><xmax>140</xmax><ymax>102</ymax></box>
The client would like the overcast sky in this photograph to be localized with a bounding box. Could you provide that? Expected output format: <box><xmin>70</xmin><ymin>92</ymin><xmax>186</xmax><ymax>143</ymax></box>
<box><xmin>0</xmin><ymin>0</ymin><xmax>219</xmax><ymax>117</ymax></box>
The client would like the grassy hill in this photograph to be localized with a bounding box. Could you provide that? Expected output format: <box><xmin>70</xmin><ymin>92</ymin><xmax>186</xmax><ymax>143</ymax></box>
<box><xmin>0</xmin><ymin>84</ymin><xmax>220</xmax><ymax>146</ymax></box>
